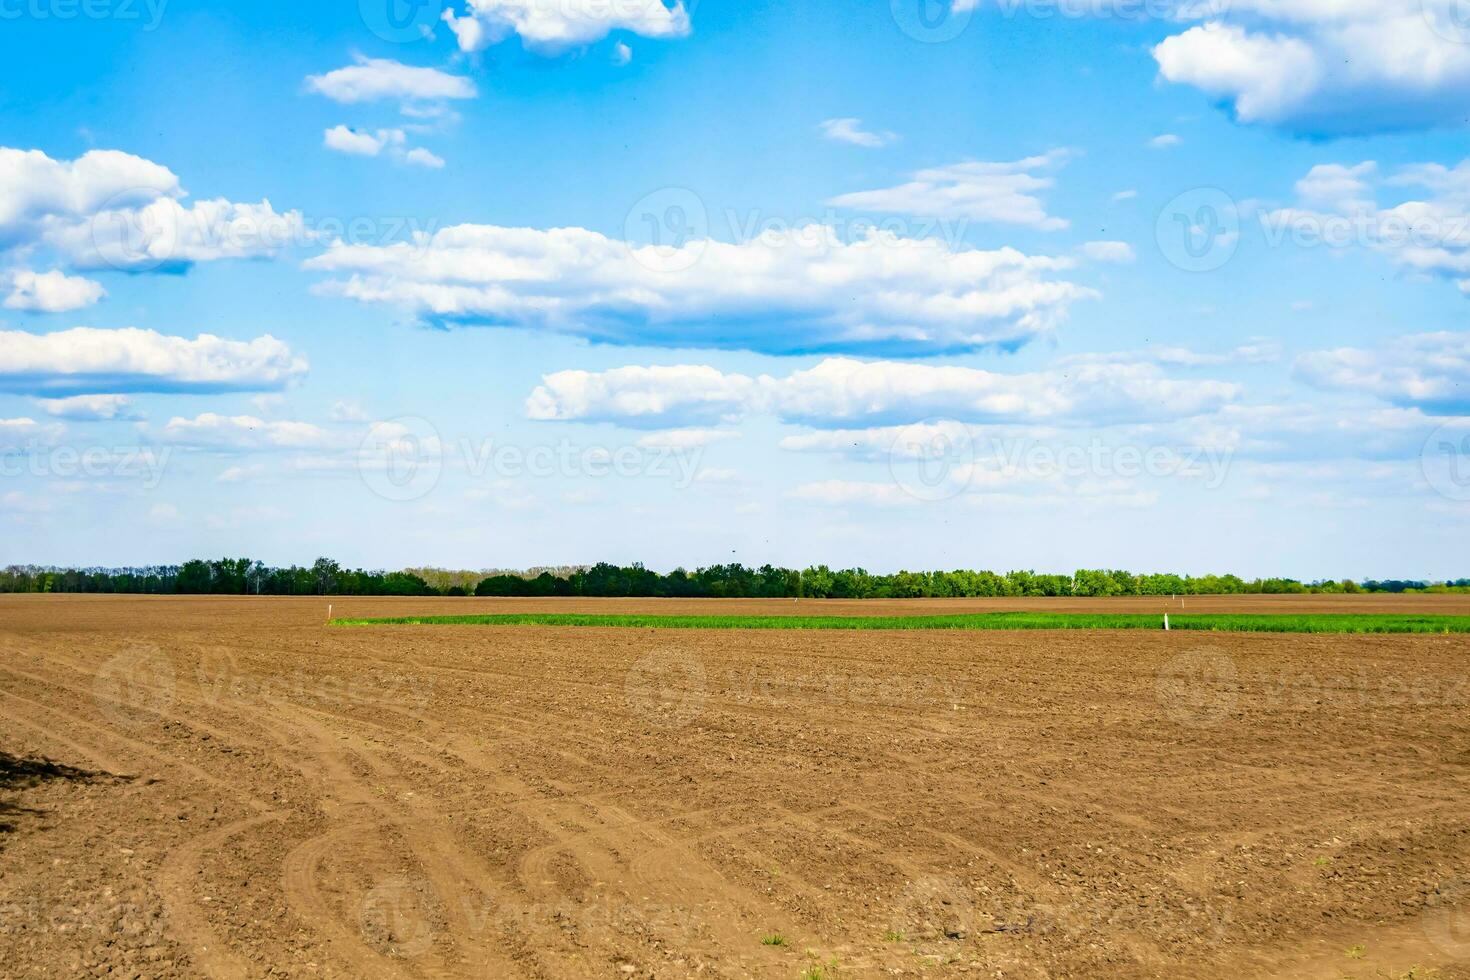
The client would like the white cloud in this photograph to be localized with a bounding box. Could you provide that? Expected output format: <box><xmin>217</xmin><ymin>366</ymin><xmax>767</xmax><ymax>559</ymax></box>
<box><xmin>527</xmin><ymin>364</ymin><xmax>757</xmax><ymax>426</ymax></box>
<box><xmin>634</xmin><ymin>428</ymin><xmax>740</xmax><ymax>450</ymax></box>
<box><xmin>827</xmin><ymin>151</ymin><xmax>1070</xmax><ymax>229</ymax></box>
<box><xmin>405</xmin><ymin>147</ymin><xmax>446</xmax><ymax>169</ymax></box>
<box><xmin>217</xmin><ymin>463</ymin><xmax>268</xmax><ymax>484</ymax></box>
<box><xmin>0</xmin><ymin>416</ymin><xmax>65</xmax><ymax>449</ymax></box>
<box><xmin>48</xmin><ymin>196</ymin><xmax>305</xmax><ymax>272</ymax></box>
<box><xmin>35</xmin><ymin>394</ymin><xmax>134</xmax><ymax>420</ymax></box>
<box><xmin>613</xmin><ymin>41</ymin><xmax>633</xmax><ymax>65</ymax></box>
<box><xmin>306</xmin><ymin>56</ymin><xmax>476</xmax><ymax>105</ymax></box>
<box><xmin>1</xmin><ymin>146</ymin><xmax>300</xmax><ymax>273</ymax></box>
<box><xmin>4</xmin><ymin>269</ymin><xmax>105</xmax><ymax>312</ymax></box>
<box><xmin>324</xmin><ymin>127</ymin><xmax>445</xmax><ymax>169</ymax></box>
<box><xmin>1112</xmin><ymin>190</ymin><xmax>1138</xmax><ymax>202</ymax></box>
<box><xmin>306</xmin><ymin>223</ymin><xmax>1094</xmax><ymax>356</ymax></box>
<box><xmin>329</xmin><ymin>399</ymin><xmax>369</xmax><ymax>422</ymax></box>
<box><xmin>819</xmin><ymin>118</ymin><xmax>897</xmax><ymax>148</ymax></box>
<box><xmin>0</xmin><ymin>327</ymin><xmax>308</xmax><ymax>395</ymax></box>
<box><xmin>1295</xmin><ymin>331</ymin><xmax>1470</xmax><ymax>413</ymax></box>
<box><xmin>323</xmin><ymin>125</ymin><xmax>403</xmax><ymax>156</ymax></box>
<box><xmin>161</xmin><ymin>413</ymin><xmax>335</xmax><ymax>451</ymax></box>
<box><xmin>526</xmin><ymin>356</ymin><xmax>1240</xmax><ymax>429</ymax></box>
<box><xmin>441</xmin><ymin>0</ymin><xmax>691</xmax><ymax>52</ymax></box>
<box><xmin>1079</xmin><ymin>241</ymin><xmax>1135</xmax><ymax>263</ymax></box>
<box><xmin>0</xmin><ymin>147</ymin><xmax>179</xmax><ymax>249</ymax></box>
<box><xmin>1149</xmin><ymin>134</ymin><xmax>1182</xmax><ymax>149</ymax></box>
<box><xmin>1152</xmin><ymin>4</ymin><xmax>1470</xmax><ymax>134</ymax></box>
<box><xmin>1064</xmin><ymin>342</ymin><xmax>1281</xmax><ymax>368</ymax></box>
<box><xmin>1262</xmin><ymin>159</ymin><xmax>1470</xmax><ymax>293</ymax></box>
<box><xmin>1294</xmin><ymin>162</ymin><xmax>1377</xmax><ymax>212</ymax></box>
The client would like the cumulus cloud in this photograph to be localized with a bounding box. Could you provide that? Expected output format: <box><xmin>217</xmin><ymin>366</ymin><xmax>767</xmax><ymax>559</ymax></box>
<box><xmin>1149</xmin><ymin>134</ymin><xmax>1181</xmax><ymax>149</ymax></box>
<box><xmin>819</xmin><ymin>118</ymin><xmax>897</xmax><ymax>148</ymax></box>
<box><xmin>1152</xmin><ymin>3</ymin><xmax>1470</xmax><ymax>134</ymax></box>
<box><xmin>1262</xmin><ymin>159</ymin><xmax>1470</xmax><ymax>293</ymax></box>
<box><xmin>612</xmin><ymin>41</ymin><xmax>633</xmax><ymax>65</ymax></box>
<box><xmin>306</xmin><ymin>223</ymin><xmax>1095</xmax><ymax>356</ymax></box>
<box><xmin>0</xmin><ymin>327</ymin><xmax>308</xmax><ymax>396</ymax></box>
<box><xmin>0</xmin><ymin>416</ymin><xmax>65</xmax><ymax>449</ymax></box>
<box><xmin>1</xmin><ymin>146</ymin><xmax>302</xmax><ymax>273</ymax></box>
<box><xmin>161</xmin><ymin>413</ymin><xmax>335</xmax><ymax>451</ymax></box>
<box><xmin>405</xmin><ymin>147</ymin><xmax>446</xmax><ymax>169</ymax></box>
<box><xmin>526</xmin><ymin>364</ymin><xmax>757</xmax><ymax>426</ymax></box>
<box><xmin>306</xmin><ymin>56</ymin><xmax>476</xmax><ymax>105</ymax></box>
<box><xmin>323</xmin><ymin>125</ymin><xmax>402</xmax><ymax>156</ymax></box>
<box><xmin>1079</xmin><ymin>241</ymin><xmax>1135</xmax><ymax>263</ymax></box>
<box><xmin>1295</xmin><ymin>331</ymin><xmax>1470</xmax><ymax>413</ymax></box>
<box><xmin>4</xmin><ymin>269</ymin><xmax>105</xmax><ymax>312</ymax></box>
<box><xmin>0</xmin><ymin>147</ymin><xmax>179</xmax><ymax>250</ymax></box>
<box><xmin>46</xmin><ymin>196</ymin><xmax>305</xmax><ymax>273</ymax></box>
<box><xmin>35</xmin><ymin>394</ymin><xmax>135</xmax><ymax>420</ymax></box>
<box><xmin>323</xmin><ymin>127</ymin><xmax>446</xmax><ymax>169</ymax></box>
<box><xmin>441</xmin><ymin>0</ymin><xmax>691</xmax><ymax>52</ymax></box>
<box><xmin>827</xmin><ymin>151</ymin><xmax>1070</xmax><ymax>229</ymax></box>
<box><xmin>525</xmin><ymin>356</ymin><xmax>1240</xmax><ymax>429</ymax></box>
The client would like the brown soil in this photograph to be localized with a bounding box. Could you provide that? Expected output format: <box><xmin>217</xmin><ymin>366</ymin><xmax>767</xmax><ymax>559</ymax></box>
<box><xmin>2</xmin><ymin>594</ymin><xmax>1468</xmax><ymax>979</ymax></box>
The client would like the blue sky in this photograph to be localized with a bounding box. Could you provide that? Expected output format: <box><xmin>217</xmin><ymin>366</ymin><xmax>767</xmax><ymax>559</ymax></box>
<box><xmin>2</xmin><ymin>0</ymin><xmax>1468</xmax><ymax>577</ymax></box>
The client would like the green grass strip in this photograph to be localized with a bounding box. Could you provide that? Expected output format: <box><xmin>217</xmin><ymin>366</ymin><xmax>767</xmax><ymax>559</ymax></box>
<box><xmin>330</xmin><ymin>612</ymin><xmax>1470</xmax><ymax>634</ymax></box>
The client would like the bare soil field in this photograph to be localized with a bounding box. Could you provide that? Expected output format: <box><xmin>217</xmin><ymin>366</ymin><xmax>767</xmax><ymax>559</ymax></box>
<box><xmin>2</xmin><ymin>594</ymin><xmax>1469</xmax><ymax>979</ymax></box>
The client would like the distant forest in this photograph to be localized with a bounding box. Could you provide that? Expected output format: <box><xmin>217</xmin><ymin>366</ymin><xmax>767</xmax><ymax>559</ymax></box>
<box><xmin>3</xmin><ymin>560</ymin><xmax>1466</xmax><ymax>598</ymax></box>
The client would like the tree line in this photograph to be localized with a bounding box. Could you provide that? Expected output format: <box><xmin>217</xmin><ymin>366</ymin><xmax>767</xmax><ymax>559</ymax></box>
<box><xmin>2</xmin><ymin>559</ymin><xmax>1465</xmax><ymax>598</ymax></box>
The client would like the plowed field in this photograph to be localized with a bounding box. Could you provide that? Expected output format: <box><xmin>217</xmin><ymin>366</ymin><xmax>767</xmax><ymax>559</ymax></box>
<box><xmin>2</xmin><ymin>594</ymin><xmax>1469</xmax><ymax>979</ymax></box>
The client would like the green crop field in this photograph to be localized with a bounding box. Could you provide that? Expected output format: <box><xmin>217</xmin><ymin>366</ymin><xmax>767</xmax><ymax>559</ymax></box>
<box><xmin>330</xmin><ymin>612</ymin><xmax>1470</xmax><ymax>634</ymax></box>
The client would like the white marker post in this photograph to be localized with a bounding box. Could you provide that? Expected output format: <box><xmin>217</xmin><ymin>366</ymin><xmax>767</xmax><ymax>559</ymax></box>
<box><xmin>327</xmin><ymin>603</ymin><xmax>333</xmax><ymax>625</ymax></box>
<box><xmin>1163</xmin><ymin>613</ymin><xmax>1170</xmax><ymax>631</ymax></box>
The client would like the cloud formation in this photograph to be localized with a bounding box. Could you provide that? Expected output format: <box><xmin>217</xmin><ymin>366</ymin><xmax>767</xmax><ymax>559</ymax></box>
<box><xmin>1295</xmin><ymin>331</ymin><xmax>1470</xmax><ymax>413</ymax></box>
<box><xmin>4</xmin><ymin>269</ymin><xmax>105</xmax><ymax>312</ymax></box>
<box><xmin>1263</xmin><ymin>159</ymin><xmax>1470</xmax><ymax>293</ymax></box>
<box><xmin>306</xmin><ymin>56</ymin><xmax>477</xmax><ymax>105</ymax></box>
<box><xmin>0</xmin><ymin>327</ymin><xmax>308</xmax><ymax>396</ymax></box>
<box><xmin>1153</xmin><ymin>2</ymin><xmax>1470</xmax><ymax>134</ymax></box>
<box><xmin>819</xmin><ymin>118</ymin><xmax>897</xmax><ymax>148</ymax></box>
<box><xmin>442</xmin><ymin>0</ymin><xmax>691</xmax><ymax>52</ymax></box>
<box><xmin>323</xmin><ymin>127</ymin><xmax>446</xmax><ymax>168</ymax></box>
<box><xmin>827</xmin><ymin>152</ymin><xmax>1070</xmax><ymax>229</ymax></box>
<box><xmin>306</xmin><ymin>223</ymin><xmax>1095</xmax><ymax>356</ymax></box>
<box><xmin>525</xmin><ymin>356</ymin><xmax>1240</xmax><ymax>429</ymax></box>
<box><xmin>1</xmin><ymin>146</ymin><xmax>303</xmax><ymax>274</ymax></box>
